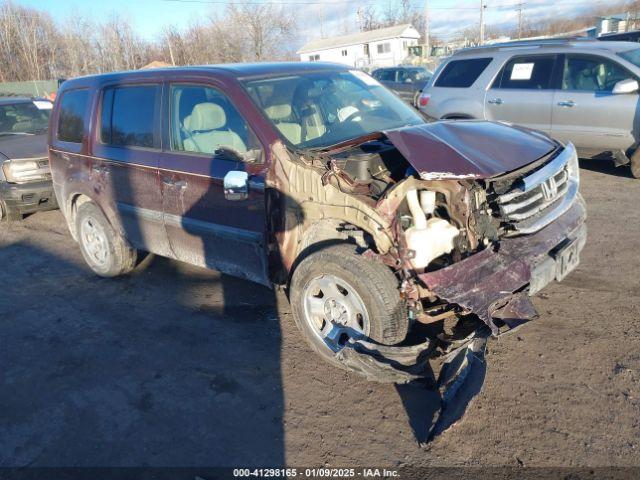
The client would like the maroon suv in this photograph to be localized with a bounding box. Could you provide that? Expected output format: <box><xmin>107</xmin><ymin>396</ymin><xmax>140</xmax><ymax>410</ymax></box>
<box><xmin>48</xmin><ymin>63</ymin><xmax>586</xmax><ymax>386</ymax></box>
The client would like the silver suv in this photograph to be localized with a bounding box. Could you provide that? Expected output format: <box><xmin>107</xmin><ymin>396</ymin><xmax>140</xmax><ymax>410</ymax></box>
<box><xmin>419</xmin><ymin>39</ymin><xmax>640</xmax><ymax>177</ymax></box>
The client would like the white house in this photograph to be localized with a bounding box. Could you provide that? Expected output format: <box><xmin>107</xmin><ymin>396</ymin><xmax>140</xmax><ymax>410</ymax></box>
<box><xmin>297</xmin><ymin>24</ymin><xmax>421</xmax><ymax>69</ymax></box>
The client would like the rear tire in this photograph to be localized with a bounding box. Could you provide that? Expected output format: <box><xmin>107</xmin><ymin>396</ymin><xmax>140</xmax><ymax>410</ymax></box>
<box><xmin>631</xmin><ymin>154</ymin><xmax>640</xmax><ymax>179</ymax></box>
<box><xmin>76</xmin><ymin>202</ymin><xmax>136</xmax><ymax>277</ymax></box>
<box><xmin>290</xmin><ymin>244</ymin><xmax>409</xmax><ymax>367</ymax></box>
<box><xmin>0</xmin><ymin>201</ymin><xmax>22</xmax><ymax>222</ymax></box>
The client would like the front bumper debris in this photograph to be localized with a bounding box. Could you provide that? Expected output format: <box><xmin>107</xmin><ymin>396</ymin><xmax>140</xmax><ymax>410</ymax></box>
<box><xmin>418</xmin><ymin>194</ymin><xmax>587</xmax><ymax>335</ymax></box>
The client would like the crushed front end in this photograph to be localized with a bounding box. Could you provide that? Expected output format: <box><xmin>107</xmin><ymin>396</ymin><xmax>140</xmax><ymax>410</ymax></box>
<box><xmin>272</xmin><ymin>120</ymin><xmax>586</xmax><ymax>433</ymax></box>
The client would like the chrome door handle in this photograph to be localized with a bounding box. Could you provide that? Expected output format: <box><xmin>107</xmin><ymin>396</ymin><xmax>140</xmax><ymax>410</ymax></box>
<box><xmin>557</xmin><ymin>100</ymin><xmax>576</xmax><ymax>107</ymax></box>
<box><xmin>162</xmin><ymin>178</ymin><xmax>187</xmax><ymax>190</ymax></box>
<box><xmin>488</xmin><ymin>98</ymin><xmax>503</xmax><ymax>105</ymax></box>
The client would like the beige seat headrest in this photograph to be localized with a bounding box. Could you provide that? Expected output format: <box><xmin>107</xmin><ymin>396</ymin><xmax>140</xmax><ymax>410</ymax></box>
<box><xmin>184</xmin><ymin>103</ymin><xmax>226</xmax><ymax>131</ymax></box>
<box><xmin>264</xmin><ymin>104</ymin><xmax>292</xmax><ymax>121</ymax></box>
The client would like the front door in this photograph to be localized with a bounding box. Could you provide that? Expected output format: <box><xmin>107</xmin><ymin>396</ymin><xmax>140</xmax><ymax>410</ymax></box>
<box><xmin>484</xmin><ymin>54</ymin><xmax>558</xmax><ymax>134</ymax></box>
<box><xmin>93</xmin><ymin>83</ymin><xmax>173</xmax><ymax>258</ymax></box>
<box><xmin>159</xmin><ymin>82</ymin><xmax>270</xmax><ymax>285</ymax></box>
<box><xmin>551</xmin><ymin>54</ymin><xmax>640</xmax><ymax>156</ymax></box>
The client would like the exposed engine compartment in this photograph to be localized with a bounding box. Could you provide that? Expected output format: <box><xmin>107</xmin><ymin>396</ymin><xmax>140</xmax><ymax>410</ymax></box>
<box><xmin>318</xmin><ymin>139</ymin><xmax>503</xmax><ymax>269</ymax></box>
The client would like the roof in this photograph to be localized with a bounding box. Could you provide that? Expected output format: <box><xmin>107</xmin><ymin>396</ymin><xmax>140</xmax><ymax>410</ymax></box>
<box><xmin>58</xmin><ymin>62</ymin><xmax>352</xmax><ymax>89</ymax></box>
<box><xmin>0</xmin><ymin>97</ymin><xmax>32</xmax><ymax>105</ymax></box>
<box><xmin>599</xmin><ymin>12</ymin><xmax>640</xmax><ymax>21</ymax></box>
<box><xmin>298</xmin><ymin>24</ymin><xmax>419</xmax><ymax>54</ymax></box>
<box><xmin>453</xmin><ymin>38</ymin><xmax>638</xmax><ymax>57</ymax></box>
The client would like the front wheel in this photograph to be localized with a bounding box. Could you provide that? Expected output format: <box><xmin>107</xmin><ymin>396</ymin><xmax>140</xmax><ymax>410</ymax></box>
<box><xmin>290</xmin><ymin>244</ymin><xmax>409</xmax><ymax>367</ymax></box>
<box><xmin>76</xmin><ymin>202</ymin><xmax>137</xmax><ymax>277</ymax></box>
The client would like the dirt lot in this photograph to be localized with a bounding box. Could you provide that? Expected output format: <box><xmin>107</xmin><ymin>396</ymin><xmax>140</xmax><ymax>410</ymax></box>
<box><xmin>0</xmin><ymin>159</ymin><xmax>639</xmax><ymax>468</ymax></box>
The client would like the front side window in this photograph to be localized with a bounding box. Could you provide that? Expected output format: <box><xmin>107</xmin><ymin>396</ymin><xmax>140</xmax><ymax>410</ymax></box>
<box><xmin>101</xmin><ymin>85</ymin><xmax>159</xmax><ymax>148</ymax></box>
<box><xmin>373</xmin><ymin>69</ymin><xmax>395</xmax><ymax>82</ymax></box>
<box><xmin>170</xmin><ymin>84</ymin><xmax>260</xmax><ymax>158</ymax></box>
<box><xmin>57</xmin><ymin>89</ymin><xmax>89</xmax><ymax>143</ymax></box>
<box><xmin>562</xmin><ymin>55</ymin><xmax>632</xmax><ymax>92</ymax></box>
<box><xmin>243</xmin><ymin>69</ymin><xmax>423</xmax><ymax>149</ymax></box>
<box><xmin>493</xmin><ymin>55</ymin><xmax>556</xmax><ymax>90</ymax></box>
<box><xmin>435</xmin><ymin>58</ymin><xmax>492</xmax><ymax>88</ymax></box>
<box><xmin>0</xmin><ymin>101</ymin><xmax>51</xmax><ymax>136</ymax></box>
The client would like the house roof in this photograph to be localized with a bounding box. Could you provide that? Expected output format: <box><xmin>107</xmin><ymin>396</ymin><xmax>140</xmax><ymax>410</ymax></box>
<box><xmin>599</xmin><ymin>12</ymin><xmax>640</xmax><ymax>21</ymax></box>
<box><xmin>298</xmin><ymin>24</ymin><xmax>419</xmax><ymax>54</ymax></box>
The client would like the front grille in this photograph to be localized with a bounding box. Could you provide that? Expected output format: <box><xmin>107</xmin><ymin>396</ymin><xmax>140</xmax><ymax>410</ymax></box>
<box><xmin>495</xmin><ymin>143</ymin><xmax>579</xmax><ymax>235</ymax></box>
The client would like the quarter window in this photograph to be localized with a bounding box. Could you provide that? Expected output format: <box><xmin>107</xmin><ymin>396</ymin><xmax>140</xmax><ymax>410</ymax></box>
<box><xmin>562</xmin><ymin>55</ymin><xmax>631</xmax><ymax>92</ymax></box>
<box><xmin>493</xmin><ymin>55</ymin><xmax>556</xmax><ymax>90</ymax></box>
<box><xmin>101</xmin><ymin>85</ymin><xmax>160</xmax><ymax>148</ymax></box>
<box><xmin>435</xmin><ymin>58</ymin><xmax>492</xmax><ymax>88</ymax></box>
<box><xmin>57</xmin><ymin>89</ymin><xmax>89</xmax><ymax>143</ymax></box>
<box><xmin>170</xmin><ymin>84</ymin><xmax>260</xmax><ymax>159</ymax></box>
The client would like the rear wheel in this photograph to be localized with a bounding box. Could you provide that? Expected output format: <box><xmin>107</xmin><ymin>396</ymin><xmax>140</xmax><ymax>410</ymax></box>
<box><xmin>631</xmin><ymin>154</ymin><xmax>640</xmax><ymax>179</ymax></box>
<box><xmin>290</xmin><ymin>244</ymin><xmax>408</xmax><ymax>367</ymax></box>
<box><xmin>0</xmin><ymin>201</ymin><xmax>22</xmax><ymax>222</ymax></box>
<box><xmin>76</xmin><ymin>202</ymin><xmax>136</xmax><ymax>277</ymax></box>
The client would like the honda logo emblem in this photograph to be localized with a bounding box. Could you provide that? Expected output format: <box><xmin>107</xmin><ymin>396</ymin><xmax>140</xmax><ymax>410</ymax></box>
<box><xmin>540</xmin><ymin>177</ymin><xmax>558</xmax><ymax>201</ymax></box>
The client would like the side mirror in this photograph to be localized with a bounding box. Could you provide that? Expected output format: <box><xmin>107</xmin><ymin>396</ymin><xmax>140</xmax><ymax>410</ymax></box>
<box><xmin>404</xmin><ymin>78</ymin><xmax>413</xmax><ymax>84</ymax></box>
<box><xmin>613</xmin><ymin>78</ymin><xmax>639</xmax><ymax>94</ymax></box>
<box><xmin>223</xmin><ymin>170</ymin><xmax>249</xmax><ymax>201</ymax></box>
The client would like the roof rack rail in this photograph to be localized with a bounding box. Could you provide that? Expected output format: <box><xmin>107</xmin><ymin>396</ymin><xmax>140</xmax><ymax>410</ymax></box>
<box><xmin>455</xmin><ymin>36</ymin><xmax>592</xmax><ymax>54</ymax></box>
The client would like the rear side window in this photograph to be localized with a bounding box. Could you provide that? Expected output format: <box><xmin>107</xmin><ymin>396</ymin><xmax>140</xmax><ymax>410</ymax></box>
<box><xmin>57</xmin><ymin>89</ymin><xmax>89</xmax><ymax>143</ymax></box>
<box><xmin>374</xmin><ymin>69</ymin><xmax>395</xmax><ymax>82</ymax></box>
<box><xmin>101</xmin><ymin>85</ymin><xmax>160</xmax><ymax>148</ymax></box>
<box><xmin>435</xmin><ymin>58</ymin><xmax>492</xmax><ymax>88</ymax></box>
<box><xmin>493</xmin><ymin>55</ymin><xmax>556</xmax><ymax>90</ymax></box>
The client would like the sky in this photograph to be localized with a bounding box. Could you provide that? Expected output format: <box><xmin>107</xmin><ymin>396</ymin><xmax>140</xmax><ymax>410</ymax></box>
<box><xmin>13</xmin><ymin>0</ymin><xmax>619</xmax><ymax>47</ymax></box>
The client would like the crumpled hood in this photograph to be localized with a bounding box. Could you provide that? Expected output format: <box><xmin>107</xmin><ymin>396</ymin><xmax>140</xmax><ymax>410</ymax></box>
<box><xmin>0</xmin><ymin>133</ymin><xmax>48</xmax><ymax>160</ymax></box>
<box><xmin>384</xmin><ymin>120</ymin><xmax>557</xmax><ymax>180</ymax></box>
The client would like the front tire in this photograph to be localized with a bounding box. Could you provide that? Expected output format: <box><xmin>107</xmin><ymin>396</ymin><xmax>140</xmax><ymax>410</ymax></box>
<box><xmin>76</xmin><ymin>202</ymin><xmax>136</xmax><ymax>277</ymax></box>
<box><xmin>290</xmin><ymin>244</ymin><xmax>408</xmax><ymax>367</ymax></box>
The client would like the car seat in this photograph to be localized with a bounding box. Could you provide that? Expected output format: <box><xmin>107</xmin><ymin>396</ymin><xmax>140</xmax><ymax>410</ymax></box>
<box><xmin>182</xmin><ymin>103</ymin><xmax>247</xmax><ymax>154</ymax></box>
<box><xmin>264</xmin><ymin>104</ymin><xmax>302</xmax><ymax>144</ymax></box>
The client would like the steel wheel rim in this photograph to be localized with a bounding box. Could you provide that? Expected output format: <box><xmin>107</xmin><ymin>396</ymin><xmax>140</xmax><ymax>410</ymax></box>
<box><xmin>302</xmin><ymin>274</ymin><xmax>370</xmax><ymax>351</ymax></box>
<box><xmin>80</xmin><ymin>216</ymin><xmax>109</xmax><ymax>267</ymax></box>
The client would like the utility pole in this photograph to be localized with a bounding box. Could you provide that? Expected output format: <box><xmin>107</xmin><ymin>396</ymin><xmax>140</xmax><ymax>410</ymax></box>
<box><xmin>516</xmin><ymin>2</ymin><xmax>525</xmax><ymax>40</ymax></box>
<box><xmin>479</xmin><ymin>0</ymin><xmax>485</xmax><ymax>45</ymax></box>
<box><xmin>424</xmin><ymin>0</ymin><xmax>430</xmax><ymax>60</ymax></box>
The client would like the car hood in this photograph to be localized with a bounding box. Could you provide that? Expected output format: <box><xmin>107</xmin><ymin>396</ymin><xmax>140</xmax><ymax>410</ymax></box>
<box><xmin>0</xmin><ymin>133</ymin><xmax>48</xmax><ymax>160</ymax></box>
<box><xmin>383</xmin><ymin>120</ymin><xmax>557</xmax><ymax>180</ymax></box>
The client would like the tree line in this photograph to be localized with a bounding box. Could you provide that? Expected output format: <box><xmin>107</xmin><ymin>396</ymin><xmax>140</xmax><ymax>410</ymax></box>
<box><xmin>1</xmin><ymin>0</ymin><xmax>640</xmax><ymax>83</ymax></box>
<box><xmin>0</xmin><ymin>0</ymin><xmax>297</xmax><ymax>82</ymax></box>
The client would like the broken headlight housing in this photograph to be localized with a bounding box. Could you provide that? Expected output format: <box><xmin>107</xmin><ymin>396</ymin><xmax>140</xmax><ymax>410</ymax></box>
<box><xmin>2</xmin><ymin>158</ymin><xmax>50</xmax><ymax>183</ymax></box>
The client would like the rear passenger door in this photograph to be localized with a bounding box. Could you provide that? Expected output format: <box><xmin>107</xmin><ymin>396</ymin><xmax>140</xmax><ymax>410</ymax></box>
<box><xmin>93</xmin><ymin>83</ymin><xmax>173</xmax><ymax>258</ymax></box>
<box><xmin>551</xmin><ymin>54</ymin><xmax>640</xmax><ymax>155</ymax></box>
<box><xmin>484</xmin><ymin>54</ymin><xmax>558</xmax><ymax>134</ymax></box>
<box><xmin>159</xmin><ymin>82</ymin><xmax>270</xmax><ymax>285</ymax></box>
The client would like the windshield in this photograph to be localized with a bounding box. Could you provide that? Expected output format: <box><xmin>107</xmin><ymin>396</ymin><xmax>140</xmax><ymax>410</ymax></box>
<box><xmin>0</xmin><ymin>101</ymin><xmax>51</xmax><ymax>135</ymax></box>
<box><xmin>618</xmin><ymin>48</ymin><xmax>640</xmax><ymax>68</ymax></box>
<box><xmin>243</xmin><ymin>70</ymin><xmax>424</xmax><ymax>149</ymax></box>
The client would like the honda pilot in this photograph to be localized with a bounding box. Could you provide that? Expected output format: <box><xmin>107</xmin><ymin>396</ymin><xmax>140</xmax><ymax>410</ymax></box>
<box><xmin>49</xmin><ymin>63</ymin><xmax>586</xmax><ymax>388</ymax></box>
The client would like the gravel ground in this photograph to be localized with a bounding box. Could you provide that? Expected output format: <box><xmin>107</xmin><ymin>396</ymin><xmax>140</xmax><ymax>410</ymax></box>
<box><xmin>0</xmin><ymin>159</ymin><xmax>638</xmax><ymax>468</ymax></box>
